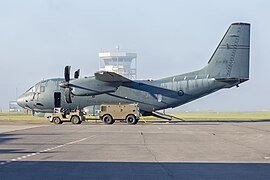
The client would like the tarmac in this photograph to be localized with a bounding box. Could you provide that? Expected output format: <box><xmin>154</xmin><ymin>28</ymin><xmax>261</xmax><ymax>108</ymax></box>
<box><xmin>0</xmin><ymin>119</ymin><xmax>270</xmax><ymax>180</ymax></box>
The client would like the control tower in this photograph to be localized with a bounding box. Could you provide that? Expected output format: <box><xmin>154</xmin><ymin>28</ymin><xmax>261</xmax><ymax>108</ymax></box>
<box><xmin>99</xmin><ymin>47</ymin><xmax>137</xmax><ymax>79</ymax></box>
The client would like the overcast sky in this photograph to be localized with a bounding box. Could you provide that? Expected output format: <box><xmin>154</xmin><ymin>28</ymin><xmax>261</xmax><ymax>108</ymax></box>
<box><xmin>0</xmin><ymin>0</ymin><xmax>269</xmax><ymax>112</ymax></box>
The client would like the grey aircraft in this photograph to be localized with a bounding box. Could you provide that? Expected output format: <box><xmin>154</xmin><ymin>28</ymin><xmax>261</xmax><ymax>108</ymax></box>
<box><xmin>17</xmin><ymin>22</ymin><xmax>250</xmax><ymax>119</ymax></box>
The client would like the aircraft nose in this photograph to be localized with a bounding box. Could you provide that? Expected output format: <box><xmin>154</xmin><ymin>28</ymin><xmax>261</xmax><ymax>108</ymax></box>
<box><xmin>16</xmin><ymin>96</ymin><xmax>26</xmax><ymax>108</ymax></box>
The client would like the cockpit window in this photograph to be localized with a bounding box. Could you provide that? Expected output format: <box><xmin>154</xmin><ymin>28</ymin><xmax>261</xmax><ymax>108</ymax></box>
<box><xmin>40</xmin><ymin>81</ymin><xmax>46</xmax><ymax>92</ymax></box>
<box><xmin>40</xmin><ymin>85</ymin><xmax>45</xmax><ymax>92</ymax></box>
<box><xmin>26</xmin><ymin>81</ymin><xmax>47</xmax><ymax>93</ymax></box>
<box><xmin>26</xmin><ymin>86</ymin><xmax>34</xmax><ymax>93</ymax></box>
<box><xmin>35</xmin><ymin>84</ymin><xmax>40</xmax><ymax>92</ymax></box>
<box><xmin>27</xmin><ymin>83</ymin><xmax>39</xmax><ymax>92</ymax></box>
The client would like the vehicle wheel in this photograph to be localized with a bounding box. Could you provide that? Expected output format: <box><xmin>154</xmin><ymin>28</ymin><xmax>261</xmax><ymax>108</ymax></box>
<box><xmin>53</xmin><ymin>117</ymin><xmax>62</xmax><ymax>125</ymax></box>
<box><xmin>71</xmin><ymin>115</ymin><xmax>81</xmax><ymax>124</ymax></box>
<box><xmin>102</xmin><ymin>114</ymin><xmax>115</xmax><ymax>124</ymax></box>
<box><xmin>126</xmin><ymin>114</ymin><xmax>138</xmax><ymax>125</ymax></box>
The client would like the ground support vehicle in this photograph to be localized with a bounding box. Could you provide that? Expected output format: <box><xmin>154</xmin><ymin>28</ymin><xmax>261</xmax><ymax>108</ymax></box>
<box><xmin>49</xmin><ymin>109</ymin><xmax>85</xmax><ymax>125</ymax></box>
<box><xmin>99</xmin><ymin>104</ymin><xmax>140</xmax><ymax>125</ymax></box>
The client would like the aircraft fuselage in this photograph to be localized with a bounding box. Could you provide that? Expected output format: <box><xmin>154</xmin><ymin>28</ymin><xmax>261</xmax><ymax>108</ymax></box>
<box><xmin>17</xmin><ymin>74</ymin><xmax>239</xmax><ymax>115</ymax></box>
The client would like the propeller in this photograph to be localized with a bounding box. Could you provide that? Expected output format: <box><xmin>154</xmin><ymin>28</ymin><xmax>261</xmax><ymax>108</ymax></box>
<box><xmin>64</xmin><ymin>66</ymin><xmax>71</xmax><ymax>82</ymax></box>
<box><xmin>74</xmin><ymin>69</ymin><xmax>80</xmax><ymax>79</ymax></box>
<box><xmin>60</xmin><ymin>66</ymin><xmax>81</xmax><ymax>103</ymax></box>
<box><xmin>64</xmin><ymin>88</ymin><xmax>72</xmax><ymax>104</ymax></box>
<box><xmin>60</xmin><ymin>65</ymin><xmax>78</xmax><ymax>104</ymax></box>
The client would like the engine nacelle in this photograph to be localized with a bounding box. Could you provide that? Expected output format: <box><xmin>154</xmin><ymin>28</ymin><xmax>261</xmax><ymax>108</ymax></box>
<box><xmin>70</xmin><ymin>77</ymin><xmax>120</xmax><ymax>96</ymax></box>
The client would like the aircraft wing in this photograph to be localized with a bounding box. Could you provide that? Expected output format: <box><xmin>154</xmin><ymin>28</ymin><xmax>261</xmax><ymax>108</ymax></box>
<box><xmin>95</xmin><ymin>71</ymin><xmax>185</xmax><ymax>98</ymax></box>
<box><xmin>95</xmin><ymin>71</ymin><xmax>132</xmax><ymax>82</ymax></box>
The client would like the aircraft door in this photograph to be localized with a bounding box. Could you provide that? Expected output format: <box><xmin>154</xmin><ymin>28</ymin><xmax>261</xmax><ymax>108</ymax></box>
<box><xmin>54</xmin><ymin>92</ymin><xmax>61</xmax><ymax>108</ymax></box>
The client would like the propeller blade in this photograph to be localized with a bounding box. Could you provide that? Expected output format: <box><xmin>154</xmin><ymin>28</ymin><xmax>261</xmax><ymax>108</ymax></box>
<box><xmin>64</xmin><ymin>88</ymin><xmax>72</xmax><ymax>103</ymax></box>
<box><xmin>74</xmin><ymin>69</ymin><xmax>80</xmax><ymax>79</ymax></box>
<box><xmin>64</xmin><ymin>66</ymin><xmax>71</xmax><ymax>82</ymax></box>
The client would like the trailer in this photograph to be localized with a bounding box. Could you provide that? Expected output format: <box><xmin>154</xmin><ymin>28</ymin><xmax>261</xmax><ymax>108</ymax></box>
<box><xmin>99</xmin><ymin>104</ymin><xmax>140</xmax><ymax>125</ymax></box>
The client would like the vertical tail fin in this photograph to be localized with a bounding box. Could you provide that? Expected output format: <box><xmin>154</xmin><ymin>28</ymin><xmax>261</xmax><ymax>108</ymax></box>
<box><xmin>205</xmin><ymin>23</ymin><xmax>250</xmax><ymax>81</ymax></box>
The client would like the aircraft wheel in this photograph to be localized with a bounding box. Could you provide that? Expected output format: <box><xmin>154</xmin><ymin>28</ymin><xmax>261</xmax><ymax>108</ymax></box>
<box><xmin>102</xmin><ymin>114</ymin><xmax>115</xmax><ymax>124</ymax></box>
<box><xmin>71</xmin><ymin>115</ymin><xmax>81</xmax><ymax>124</ymax></box>
<box><xmin>126</xmin><ymin>114</ymin><xmax>138</xmax><ymax>125</ymax></box>
<box><xmin>53</xmin><ymin>117</ymin><xmax>62</xmax><ymax>125</ymax></box>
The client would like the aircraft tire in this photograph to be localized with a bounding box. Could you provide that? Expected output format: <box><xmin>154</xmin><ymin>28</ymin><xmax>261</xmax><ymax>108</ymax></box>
<box><xmin>126</xmin><ymin>114</ymin><xmax>138</xmax><ymax>125</ymax></box>
<box><xmin>53</xmin><ymin>117</ymin><xmax>62</xmax><ymax>125</ymax></box>
<box><xmin>102</xmin><ymin>114</ymin><xmax>115</xmax><ymax>124</ymax></box>
<box><xmin>71</xmin><ymin>115</ymin><xmax>81</xmax><ymax>125</ymax></box>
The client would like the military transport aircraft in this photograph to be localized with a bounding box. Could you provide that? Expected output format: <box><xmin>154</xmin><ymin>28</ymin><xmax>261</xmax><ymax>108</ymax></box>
<box><xmin>17</xmin><ymin>22</ymin><xmax>250</xmax><ymax>119</ymax></box>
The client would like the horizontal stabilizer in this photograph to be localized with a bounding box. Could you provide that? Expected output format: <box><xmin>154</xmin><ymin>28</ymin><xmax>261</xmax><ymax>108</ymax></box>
<box><xmin>95</xmin><ymin>71</ymin><xmax>132</xmax><ymax>82</ymax></box>
<box><xmin>215</xmin><ymin>77</ymin><xmax>240</xmax><ymax>83</ymax></box>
